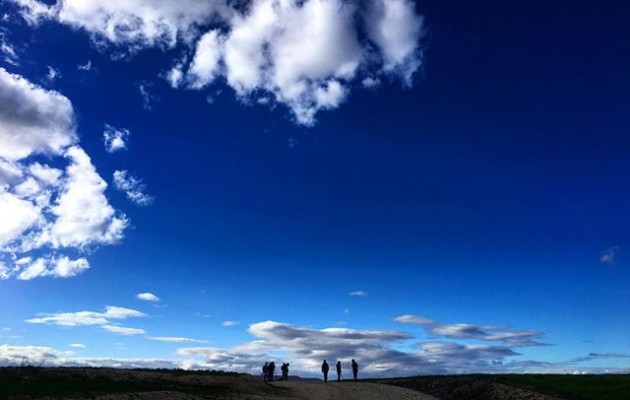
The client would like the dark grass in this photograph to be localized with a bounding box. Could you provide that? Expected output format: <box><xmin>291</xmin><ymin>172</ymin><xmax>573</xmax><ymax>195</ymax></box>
<box><xmin>495</xmin><ymin>374</ymin><xmax>630</xmax><ymax>400</ymax></box>
<box><xmin>0</xmin><ymin>367</ymin><xmax>236</xmax><ymax>399</ymax></box>
<box><xmin>373</xmin><ymin>374</ymin><xmax>630</xmax><ymax>400</ymax></box>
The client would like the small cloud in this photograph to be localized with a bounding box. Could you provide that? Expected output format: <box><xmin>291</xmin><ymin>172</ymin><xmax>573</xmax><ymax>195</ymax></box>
<box><xmin>46</xmin><ymin>66</ymin><xmax>61</xmax><ymax>82</ymax></box>
<box><xmin>113</xmin><ymin>170</ymin><xmax>153</xmax><ymax>206</ymax></box>
<box><xmin>69</xmin><ymin>343</ymin><xmax>85</xmax><ymax>348</ymax></box>
<box><xmin>103</xmin><ymin>124</ymin><xmax>130</xmax><ymax>153</ymax></box>
<box><xmin>0</xmin><ymin>34</ymin><xmax>19</xmax><ymax>66</ymax></box>
<box><xmin>222</xmin><ymin>320</ymin><xmax>240</xmax><ymax>327</ymax></box>
<box><xmin>101</xmin><ymin>325</ymin><xmax>146</xmax><ymax>336</ymax></box>
<box><xmin>138</xmin><ymin>82</ymin><xmax>156</xmax><ymax>110</ymax></box>
<box><xmin>394</xmin><ymin>314</ymin><xmax>435</xmax><ymax>325</ymax></box>
<box><xmin>136</xmin><ymin>292</ymin><xmax>160</xmax><ymax>302</ymax></box>
<box><xmin>77</xmin><ymin>60</ymin><xmax>92</xmax><ymax>71</ymax></box>
<box><xmin>362</xmin><ymin>76</ymin><xmax>381</xmax><ymax>88</ymax></box>
<box><xmin>349</xmin><ymin>290</ymin><xmax>368</xmax><ymax>297</ymax></box>
<box><xmin>600</xmin><ymin>246</ymin><xmax>619</xmax><ymax>264</ymax></box>
<box><xmin>148</xmin><ymin>336</ymin><xmax>208</xmax><ymax>343</ymax></box>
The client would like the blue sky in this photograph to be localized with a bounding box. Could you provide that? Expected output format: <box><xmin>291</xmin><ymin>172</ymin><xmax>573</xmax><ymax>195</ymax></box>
<box><xmin>0</xmin><ymin>0</ymin><xmax>628</xmax><ymax>376</ymax></box>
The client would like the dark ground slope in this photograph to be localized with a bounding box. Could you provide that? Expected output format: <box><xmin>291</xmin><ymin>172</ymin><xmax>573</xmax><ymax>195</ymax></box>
<box><xmin>374</xmin><ymin>374</ymin><xmax>630</xmax><ymax>400</ymax></box>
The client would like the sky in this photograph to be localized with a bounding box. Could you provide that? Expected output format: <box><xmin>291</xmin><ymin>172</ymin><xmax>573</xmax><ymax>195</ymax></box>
<box><xmin>0</xmin><ymin>0</ymin><xmax>629</xmax><ymax>377</ymax></box>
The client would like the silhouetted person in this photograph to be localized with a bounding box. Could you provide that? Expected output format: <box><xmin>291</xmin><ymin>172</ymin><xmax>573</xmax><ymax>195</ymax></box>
<box><xmin>268</xmin><ymin>361</ymin><xmax>276</xmax><ymax>381</ymax></box>
<box><xmin>281</xmin><ymin>362</ymin><xmax>290</xmax><ymax>380</ymax></box>
<box><xmin>351</xmin><ymin>359</ymin><xmax>358</xmax><ymax>381</ymax></box>
<box><xmin>336</xmin><ymin>361</ymin><xmax>342</xmax><ymax>381</ymax></box>
<box><xmin>262</xmin><ymin>362</ymin><xmax>269</xmax><ymax>382</ymax></box>
<box><xmin>321</xmin><ymin>360</ymin><xmax>329</xmax><ymax>382</ymax></box>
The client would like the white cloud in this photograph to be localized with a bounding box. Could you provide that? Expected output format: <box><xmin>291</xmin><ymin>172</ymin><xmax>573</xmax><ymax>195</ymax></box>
<box><xmin>46</xmin><ymin>65</ymin><xmax>61</xmax><ymax>82</ymax></box>
<box><xmin>77</xmin><ymin>60</ymin><xmax>92</xmax><ymax>71</ymax></box>
<box><xmin>0</xmin><ymin>68</ymin><xmax>128</xmax><ymax>280</ymax></box>
<box><xmin>0</xmin><ymin>191</ymin><xmax>40</xmax><ymax>246</ymax></box>
<box><xmin>14</xmin><ymin>1</ymin><xmax>424</xmax><ymax>125</ymax></box>
<box><xmin>362</xmin><ymin>76</ymin><xmax>381</xmax><ymax>88</ymax></box>
<box><xmin>137</xmin><ymin>292</ymin><xmax>160</xmax><ymax>302</ymax></box>
<box><xmin>103</xmin><ymin>125</ymin><xmax>130</xmax><ymax>153</ymax></box>
<box><xmin>349</xmin><ymin>290</ymin><xmax>368</xmax><ymax>297</ymax></box>
<box><xmin>69</xmin><ymin>343</ymin><xmax>85</xmax><ymax>348</ymax></box>
<box><xmin>101</xmin><ymin>325</ymin><xmax>146</xmax><ymax>336</ymax></box>
<box><xmin>364</xmin><ymin>0</ymin><xmax>423</xmax><ymax>84</ymax></box>
<box><xmin>394</xmin><ymin>315</ymin><xmax>546</xmax><ymax>347</ymax></box>
<box><xmin>148</xmin><ymin>337</ymin><xmax>208</xmax><ymax>343</ymax></box>
<box><xmin>222</xmin><ymin>320</ymin><xmax>240</xmax><ymax>327</ymax></box>
<box><xmin>25</xmin><ymin>306</ymin><xmax>145</xmax><ymax>327</ymax></box>
<box><xmin>113</xmin><ymin>170</ymin><xmax>153</xmax><ymax>206</ymax></box>
<box><xmin>5</xmin><ymin>318</ymin><xmax>620</xmax><ymax>375</ymax></box>
<box><xmin>47</xmin><ymin>147</ymin><xmax>127</xmax><ymax>248</ymax></box>
<box><xmin>12</xmin><ymin>0</ymin><xmax>232</xmax><ymax>48</ymax></box>
<box><xmin>600</xmin><ymin>246</ymin><xmax>619</xmax><ymax>264</ymax></box>
<box><xmin>394</xmin><ymin>314</ymin><xmax>435</xmax><ymax>325</ymax></box>
<box><xmin>0</xmin><ymin>33</ymin><xmax>19</xmax><ymax>65</ymax></box>
<box><xmin>16</xmin><ymin>256</ymin><xmax>89</xmax><ymax>280</ymax></box>
<box><xmin>0</xmin><ymin>67</ymin><xmax>75</xmax><ymax>161</ymax></box>
<box><xmin>138</xmin><ymin>82</ymin><xmax>156</xmax><ymax>110</ymax></box>
<box><xmin>185</xmin><ymin>30</ymin><xmax>224</xmax><ymax>89</ymax></box>
<box><xmin>166</xmin><ymin>64</ymin><xmax>184</xmax><ymax>88</ymax></box>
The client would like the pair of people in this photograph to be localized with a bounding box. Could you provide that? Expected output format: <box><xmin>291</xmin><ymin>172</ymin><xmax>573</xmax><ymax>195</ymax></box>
<box><xmin>262</xmin><ymin>361</ymin><xmax>290</xmax><ymax>381</ymax></box>
<box><xmin>262</xmin><ymin>361</ymin><xmax>275</xmax><ymax>382</ymax></box>
<box><xmin>322</xmin><ymin>359</ymin><xmax>359</xmax><ymax>382</ymax></box>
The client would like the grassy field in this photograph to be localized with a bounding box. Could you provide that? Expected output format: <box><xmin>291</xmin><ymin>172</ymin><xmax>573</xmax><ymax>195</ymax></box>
<box><xmin>375</xmin><ymin>374</ymin><xmax>630</xmax><ymax>400</ymax></box>
<box><xmin>0</xmin><ymin>367</ymin><xmax>240</xmax><ymax>399</ymax></box>
<box><xmin>495</xmin><ymin>374</ymin><xmax>630</xmax><ymax>400</ymax></box>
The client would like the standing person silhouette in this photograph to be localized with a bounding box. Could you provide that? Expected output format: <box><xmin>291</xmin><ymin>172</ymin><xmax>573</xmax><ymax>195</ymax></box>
<box><xmin>336</xmin><ymin>361</ymin><xmax>342</xmax><ymax>381</ymax></box>
<box><xmin>262</xmin><ymin>362</ymin><xmax>269</xmax><ymax>382</ymax></box>
<box><xmin>268</xmin><ymin>361</ymin><xmax>276</xmax><ymax>381</ymax></box>
<box><xmin>351</xmin><ymin>359</ymin><xmax>358</xmax><ymax>381</ymax></box>
<box><xmin>321</xmin><ymin>360</ymin><xmax>330</xmax><ymax>382</ymax></box>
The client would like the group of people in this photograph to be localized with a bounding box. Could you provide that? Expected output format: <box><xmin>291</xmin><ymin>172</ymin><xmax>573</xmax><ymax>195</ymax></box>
<box><xmin>321</xmin><ymin>359</ymin><xmax>359</xmax><ymax>382</ymax></box>
<box><xmin>262</xmin><ymin>361</ymin><xmax>290</xmax><ymax>382</ymax></box>
<box><xmin>262</xmin><ymin>359</ymin><xmax>359</xmax><ymax>383</ymax></box>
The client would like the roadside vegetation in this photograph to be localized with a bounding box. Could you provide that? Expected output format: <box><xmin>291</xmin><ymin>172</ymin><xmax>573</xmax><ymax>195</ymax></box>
<box><xmin>0</xmin><ymin>366</ymin><xmax>240</xmax><ymax>399</ymax></box>
<box><xmin>375</xmin><ymin>374</ymin><xmax>630</xmax><ymax>400</ymax></box>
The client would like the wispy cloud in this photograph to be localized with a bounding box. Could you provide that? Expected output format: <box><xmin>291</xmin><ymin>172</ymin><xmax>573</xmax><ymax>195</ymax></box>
<box><xmin>138</xmin><ymin>82</ymin><xmax>156</xmax><ymax>111</ymax></box>
<box><xmin>14</xmin><ymin>0</ymin><xmax>425</xmax><ymax>125</ymax></box>
<box><xmin>69</xmin><ymin>343</ymin><xmax>85</xmax><ymax>348</ymax></box>
<box><xmin>394</xmin><ymin>314</ymin><xmax>435</xmax><ymax>325</ymax></box>
<box><xmin>25</xmin><ymin>306</ymin><xmax>145</xmax><ymax>327</ymax></box>
<box><xmin>77</xmin><ymin>60</ymin><xmax>92</xmax><ymax>71</ymax></box>
<box><xmin>394</xmin><ymin>314</ymin><xmax>546</xmax><ymax>347</ymax></box>
<box><xmin>101</xmin><ymin>325</ymin><xmax>146</xmax><ymax>336</ymax></box>
<box><xmin>103</xmin><ymin>125</ymin><xmax>130</xmax><ymax>153</ymax></box>
<box><xmin>136</xmin><ymin>292</ymin><xmax>160</xmax><ymax>302</ymax></box>
<box><xmin>45</xmin><ymin>66</ymin><xmax>61</xmax><ymax>82</ymax></box>
<box><xmin>222</xmin><ymin>320</ymin><xmax>240</xmax><ymax>327</ymax></box>
<box><xmin>113</xmin><ymin>170</ymin><xmax>153</xmax><ymax>206</ymax></box>
<box><xmin>0</xmin><ymin>32</ymin><xmax>19</xmax><ymax>66</ymax></box>
<box><xmin>349</xmin><ymin>290</ymin><xmax>368</xmax><ymax>297</ymax></box>
<box><xmin>600</xmin><ymin>246</ymin><xmax>619</xmax><ymax>264</ymax></box>
<box><xmin>148</xmin><ymin>337</ymin><xmax>208</xmax><ymax>343</ymax></box>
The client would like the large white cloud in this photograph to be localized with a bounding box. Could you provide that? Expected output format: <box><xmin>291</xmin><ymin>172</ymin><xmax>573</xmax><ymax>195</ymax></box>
<box><xmin>0</xmin><ymin>67</ymin><xmax>128</xmax><ymax>280</ymax></box>
<box><xmin>0</xmin><ymin>67</ymin><xmax>76</xmax><ymax>161</ymax></box>
<box><xmin>13</xmin><ymin>0</ymin><xmax>425</xmax><ymax>125</ymax></box>
<box><xmin>12</xmin><ymin>0</ymin><xmax>232</xmax><ymax>48</ymax></box>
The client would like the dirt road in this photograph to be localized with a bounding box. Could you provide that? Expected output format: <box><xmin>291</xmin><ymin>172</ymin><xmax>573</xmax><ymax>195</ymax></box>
<box><xmin>271</xmin><ymin>381</ymin><xmax>438</xmax><ymax>400</ymax></box>
<box><xmin>68</xmin><ymin>381</ymin><xmax>438</xmax><ymax>400</ymax></box>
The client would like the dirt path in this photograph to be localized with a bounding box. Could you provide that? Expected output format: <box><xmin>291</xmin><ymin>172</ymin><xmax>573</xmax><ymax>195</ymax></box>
<box><xmin>272</xmin><ymin>381</ymin><xmax>439</xmax><ymax>400</ymax></box>
<box><xmin>63</xmin><ymin>381</ymin><xmax>439</xmax><ymax>400</ymax></box>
